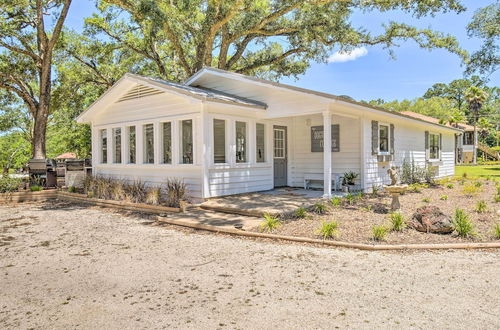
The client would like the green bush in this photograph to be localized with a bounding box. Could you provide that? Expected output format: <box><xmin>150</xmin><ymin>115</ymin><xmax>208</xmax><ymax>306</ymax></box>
<box><xmin>446</xmin><ymin>183</ymin><xmax>454</xmax><ymax>189</ymax></box>
<box><xmin>389</xmin><ymin>212</ymin><xmax>406</xmax><ymax>232</ymax></box>
<box><xmin>462</xmin><ymin>183</ymin><xmax>480</xmax><ymax>196</ymax></box>
<box><xmin>493</xmin><ymin>224</ymin><xmax>500</xmax><ymax>239</ymax></box>
<box><xmin>316</xmin><ymin>220</ymin><xmax>339</xmax><ymax>239</ymax></box>
<box><xmin>330</xmin><ymin>197</ymin><xmax>342</xmax><ymax>208</ymax></box>
<box><xmin>401</xmin><ymin>159</ymin><xmax>437</xmax><ymax>184</ymax></box>
<box><xmin>295</xmin><ymin>207</ymin><xmax>307</xmax><ymax>218</ymax></box>
<box><xmin>355</xmin><ymin>192</ymin><xmax>364</xmax><ymax>201</ymax></box>
<box><xmin>30</xmin><ymin>185</ymin><xmax>43</xmax><ymax>192</ymax></box>
<box><xmin>422</xmin><ymin>197</ymin><xmax>431</xmax><ymax>203</ymax></box>
<box><xmin>475</xmin><ymin>200</ymin><xmax>487</xmax><ymax>213</ymax></box>
<box><xmin>495</xmin><ymin>195</ymin><xmax>500</xmax><ymax>203</ymax></box>
<box><xmin>311</xmin><ymin>202</ymin><xmax>327</xmax><ymax>214</ymax></box>
<box><xmin>474</xmin><ymin>181</ymin><xmax>482</xmax><ymax>188</ymax></box>
<box><xmin>453</xmin><ymin>209</ymin><xmax>475</xmax><ymax>238</ymax></box>
<box><xmin>68</xmin><ymin>186</ymin><xmax>76</xmax><ymax>193</ymax></box>
<box><xmin>372</xmin><ymin>225</ymin><xmax>389</xmax><ymax>241</ymax></box>
<box><xmin>260</xmin><ymin>213</ymin><xmax>281</xmax><ymax>232</ymax></box>
<box><xmin>345</xmin><ymin>193</ymin><xmax>355</xmax><ymax>205</ymax></box>
<box><xmin>440</xmin><ymin>195</ymin><xmax>448</xmax><ymax>201</ymax></box>
<box><xmin>0</xmin><ymin>176</ymin><xmax>22</xmax><ymax>193</ymax></box>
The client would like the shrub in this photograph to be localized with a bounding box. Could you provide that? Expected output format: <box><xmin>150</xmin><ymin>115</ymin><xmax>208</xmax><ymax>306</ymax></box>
<box><xmin>125</xmin><ymin>180</ymin><xmax>148</xmax><ymax>203</ymax></box>
<box><xmin>462</xmin><ymin>183</ymin><xmax>480</xmax><ymax>196</ymax></box>
<box><xmin>495</xmin><ymin>195</ymin><xmax>500</xmax><ymax>203</ymax></box>
<box><xmin>474</xmin><ymin>181</ymin><xmax>482</xmax><ymax>188</ymax></box>
<box><xmin>475</xmin><ymin>200</ymin><xmax>487</xmax><ymax>213</ymax></box>
<box><xmin>493</xmin><ymin>223</ymin><xmax>500</xmax><ymax>239</ymax></box>
<box><xmin>422</xmin><ymin>197</ymin><xmax>431</xmax><ymax>203</ymax></box>
<box><xmin>260</xmin><ymin>213</ymin><xmax>281</xmax><ymax>232</ymax></box>
<box><xmin>372</xmin><ymin>225</ymin><xmax>389</xmax><ymax>241</ymax></box>
<box><xmin>342</xmin><ymin>171</ymin><xmax>358</xmax><ymax>186</ymax></box>
<box><xmin>30</xmin><ymin>185</ymin><xmax>43</xmax><ymax>192</ymax></box>
<box><xmin>68</xmin><ymin>186</ymin><xmax>76</xmax><ymax>193</ymax></box>
<box><xmin>164</xmin><ymin>179</ymin><xmax>186</xmax><ymax>208</ymax></box>
<box><xmin>330</xmin><ymin>197</ymin><xmax>342</xmax><ymax>208</ymax></box>
<box><xmin>345</xmin><ymin>193</ymin><xmax>355</xmax><ymax>205</ymax></box>
<box><xmin>295</xmin><ymin>207</ymin><xmax>307</xmax><ymax>218</ymax></box>
<box><xmin>371</xmin><ymin>184</ymin><xmax>380</xmax><ymax>196</ymax></box>
<box><xmin>453</xmin><ymin>209</ymin><xmax>475</xmax><ymax>238</ymax></box>
<box><xmin>446</xmin><ymin>183</ymin><xmax>454</xmax><ymax>189</ymax></box>
<box><xmin>355</xmin><ymin>192</ymin><xmax>364</xmax><ymax>201</ymax></box>
<box><xmin>316</xmin><ymin>220</ymin><xmax>339</xmax><ymax>239</ymax></box>
<box><xmin>401</xmin><ymin>159</ymin><xmax>437</xmax><ymax>184</ymax></box>
<box><xmin>0</xmin><ymin>176</ymin><xmax>22</xmax><ymax>193</ymax></box>
<box><xmin>389</xmin><ymin>212</ymin><xmax>405</xmax><ymax>232</ymax></box>
<box><xmin>462</xmin><ymin>172</ymin><xmax>468</xmax><ymax>179</ymax></box>
<box><xmin>110</xmin><ymin>180</ymin><xmax>126</xmax><ymax>200</ymax></box>
<box><xmin>311</xmin><ymin>202</ymin><xmax>327</xmax><ymax>214</ymax></box>
<box><xmin>440</xmin><ymin>195</ymin><xmax>448</xmax><ymax>201</ymax></box>
<box><xmin>408</xmin><ymin>183</ymin><xmax>427</xmax><ymax>193</ymax></box>
<box><xmin>146</xmin><ymin>187</ymin><xmax>161</xmax><ymax>205</ymax></box>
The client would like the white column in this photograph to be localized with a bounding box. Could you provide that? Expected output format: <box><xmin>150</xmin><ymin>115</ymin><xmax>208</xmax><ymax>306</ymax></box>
<box><xmin>200</xmin><ymin>103</ymin><xmax>211</xmax><ymax>198</ymax></box>
<box><xmin>323</xmin><ymin>111</ymin><xmax>332</xmax><ymax>198</ymax></box>
<box><xmin>136</xmin><ymin>124</ymin><xmax>144</xmax><ymax>164</ymax></box>
<box><xmin>91</xmin><ymin>125</ymin><xmax>98</xmax><ymax>172</ymax></box>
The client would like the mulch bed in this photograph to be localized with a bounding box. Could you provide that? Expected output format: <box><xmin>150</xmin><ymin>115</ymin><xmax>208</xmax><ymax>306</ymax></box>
<box><xmin>251</xmin><ymin>178</ymin><xmax>500</xmax><ymax>244</ymax></box>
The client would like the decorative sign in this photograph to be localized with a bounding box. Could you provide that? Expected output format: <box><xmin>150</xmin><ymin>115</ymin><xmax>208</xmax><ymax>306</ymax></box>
<box><xmin>311</xmin><ymin>125</ymin><xmax>340</xmax><ymax>152</ymax></box>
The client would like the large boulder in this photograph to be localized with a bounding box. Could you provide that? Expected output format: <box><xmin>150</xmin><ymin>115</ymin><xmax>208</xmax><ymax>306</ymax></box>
<box><xmin>410</xmin><ymin>206</ymin><xmax>453</xmax><ymax>234</ymax></box>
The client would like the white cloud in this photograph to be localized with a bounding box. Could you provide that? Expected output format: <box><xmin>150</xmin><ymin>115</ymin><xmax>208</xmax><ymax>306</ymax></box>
<box><xmin>328</xmin><ymin>47</ymin><xmax>368</xmax><ymax>63</ymax></box>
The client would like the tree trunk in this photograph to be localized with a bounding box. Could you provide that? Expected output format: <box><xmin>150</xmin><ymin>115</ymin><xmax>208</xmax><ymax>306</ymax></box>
<box><xmin>32</xmin><ymin>107</ymin><xmax>48</xmax><ymax>159</ymax></box>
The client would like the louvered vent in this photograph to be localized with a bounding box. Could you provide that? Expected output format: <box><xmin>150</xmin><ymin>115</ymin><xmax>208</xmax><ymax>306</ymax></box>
<box><xmin>117</xmin><ymin>84</ymin><xmax>164</xmax><ymax>102</ymax></box>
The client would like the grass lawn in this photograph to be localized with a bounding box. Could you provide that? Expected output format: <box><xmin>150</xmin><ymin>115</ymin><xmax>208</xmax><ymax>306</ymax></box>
<box><xmin>455</xmin><ymin>165</ymin><xmax>500</xmax><ymax>178</ymax></box>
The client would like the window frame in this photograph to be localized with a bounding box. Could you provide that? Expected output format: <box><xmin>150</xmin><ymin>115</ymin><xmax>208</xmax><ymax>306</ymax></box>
<box><xmin>100</xmin><ymin>129</ymin><xmax>108</xmax><ymax>164</ymax></box>
<box><xmin>127</xmin><ymin>125</ymin><xmax>136</xmax><ymax>164</ymax></box>
<box><xmin>180</xmin><ymin>119</ymin><xmax>194</xmax><ymax>165</ymax></box>
<box><xmin>235</xmin><ymin>120</ymin><xmax>248</xmax><ymax>164</ymax></box>
<box><xmin>256</xmin><ymin>122</ymin><xmax>266</xmax><ymax>163</ymax></box>
<box><xmin>112</xmin><ymin>127</ymin><xmax>122</xmax><ymax>164</ymax></box>
<box><xmin>463</xmin><ymin>131</ymin><xmax>474</xmax><ymax>145</ymax></box>
<box><xmin>378</xmin><ymin>123</ymin><xmax>390</xmax><ymax>155</ymax></box>
<box><xmin>213</xmin><ymin>118</ymin><xmax>227</xmax><ymax>164</ymax></box>
<box><xmin>429</xmin><ymin>132</ymin><xmax>440</xmax><ymax>161</ymax></box>
<box><xmin>143</xmin><ymin>123</ymin><xmax>155</xmax><ymax>164</ymax></box>
<box><xmin>161</xmin><ymin>121</ymin><xmax>172</xmax><ymax>165</ymax></box>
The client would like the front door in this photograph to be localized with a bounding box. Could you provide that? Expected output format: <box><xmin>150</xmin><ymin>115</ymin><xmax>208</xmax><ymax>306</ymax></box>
<box><xmin>273</xmin><ymin>126</ymin><xmax>287</xmax><ymax>187</ymax></box>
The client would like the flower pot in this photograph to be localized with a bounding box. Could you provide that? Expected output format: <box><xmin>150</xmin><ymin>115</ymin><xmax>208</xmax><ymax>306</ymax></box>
<box><xmin>342</xmin><ymin>185</ymin><xmax>349</xmax><ymax>193</ymax></box>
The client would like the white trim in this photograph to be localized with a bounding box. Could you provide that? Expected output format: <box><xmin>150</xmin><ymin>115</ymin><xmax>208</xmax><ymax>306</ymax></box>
<box><xmin>322</xmin><ymin>111</ymin><xmax>332</xmax><ymax>198</ymax></box>
<box><xmin>378</xmin><ymin>122</ymin><xmax>391</xmax><ymax>156</ymax></box>
<box><xmin>428</xmin><ymin>131</ymin><xmax>441</xmax><ymax>161</ymax></box>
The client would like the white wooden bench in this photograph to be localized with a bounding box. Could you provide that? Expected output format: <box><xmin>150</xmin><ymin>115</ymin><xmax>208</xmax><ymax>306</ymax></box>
<box><xmin>304</xmin><ymin>173</ymin><xmax>343</xmax><ymax>191</ymax></box>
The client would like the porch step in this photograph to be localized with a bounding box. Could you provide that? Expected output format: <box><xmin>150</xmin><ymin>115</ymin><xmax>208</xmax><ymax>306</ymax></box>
<box><xmin>200</xmin><ymin>204</ymin><xmax>274</xmax><ymax>218</ymax></box>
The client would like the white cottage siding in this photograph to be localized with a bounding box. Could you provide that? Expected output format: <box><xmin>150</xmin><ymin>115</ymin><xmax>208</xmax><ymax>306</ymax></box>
<box><xmin>208</xmin><ymin>167</ymin><xmax>273</xmax><ymax>197</ymax></box>
<box><xmin>362</xmin><ymin>116</ymin><xmax>456</xmax><ymax>192</ymax></box>
<box><xmin>290</xmin><ymin>114</ymin><xmax>361</xmax><ymax>187</ymax></box>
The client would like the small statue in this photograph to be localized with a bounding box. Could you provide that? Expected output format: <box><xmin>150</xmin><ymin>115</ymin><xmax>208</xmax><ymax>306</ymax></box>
<box><xmin>387</xmin><ymin>166</ymin><xmax>399</xmax><ymax>186</ymax></box>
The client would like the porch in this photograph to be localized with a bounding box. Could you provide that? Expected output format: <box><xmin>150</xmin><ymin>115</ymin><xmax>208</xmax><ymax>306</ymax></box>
<box><xmin>200</xmin><ymin>187</ymin><xmax>345</xmax><ymax>217</ymax></box>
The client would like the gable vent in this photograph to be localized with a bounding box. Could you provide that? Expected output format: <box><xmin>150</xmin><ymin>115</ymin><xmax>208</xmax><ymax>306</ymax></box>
<box><xmin>117</xmin><ymin>84</ymin><xmax>164</xmax><ymax>102</ymax></box>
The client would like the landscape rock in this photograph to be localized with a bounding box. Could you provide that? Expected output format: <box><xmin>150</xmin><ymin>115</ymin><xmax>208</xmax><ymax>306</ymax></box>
<box><xmin>410</xmin><ymin>206</ymin><xmax>453</xmax><ymax>234</ymax></box>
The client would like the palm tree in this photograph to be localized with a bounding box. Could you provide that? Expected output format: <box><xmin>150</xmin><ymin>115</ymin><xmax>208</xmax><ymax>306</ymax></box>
<box><xmin>464</xmin><ymin>86</ymin><xmax>488</xmax><ymax>164</ymax></box>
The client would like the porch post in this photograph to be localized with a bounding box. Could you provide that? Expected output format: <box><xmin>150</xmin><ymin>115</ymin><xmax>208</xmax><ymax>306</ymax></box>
<box><xmin>323</xmin><ymin>110</ymin><xmax>332</xmax><ymax>198</ymax></box>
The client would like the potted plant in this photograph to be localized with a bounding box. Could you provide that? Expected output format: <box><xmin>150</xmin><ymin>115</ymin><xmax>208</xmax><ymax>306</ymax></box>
<box><xmin>342</xmin><ymin>171</ymin><xmax>359</xmax><ymax>192</ymax></box>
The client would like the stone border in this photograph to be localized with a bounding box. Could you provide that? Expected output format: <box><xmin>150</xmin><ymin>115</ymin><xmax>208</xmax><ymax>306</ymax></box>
<box><xmin>156</xmin><ymin>216</ymin><xmax>500</xmax><ymax>251</ymax></box>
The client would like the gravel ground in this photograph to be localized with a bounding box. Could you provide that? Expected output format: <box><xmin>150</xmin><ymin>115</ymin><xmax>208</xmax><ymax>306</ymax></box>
<box><xmin>266</xmin><ymin>179</ymin><xmax>500</xmax><ymax>243</ymax></box>
<box><xmin>0</xmin><ymin>201</ymin><xmax>499</xmax><ymax>329</ymax></box>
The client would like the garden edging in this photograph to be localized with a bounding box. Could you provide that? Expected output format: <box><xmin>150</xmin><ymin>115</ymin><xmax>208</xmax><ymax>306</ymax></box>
<box><xmin>156</xmin><ymin>216</ymin><xmax>500</xmax><ymax>251</ymax></box>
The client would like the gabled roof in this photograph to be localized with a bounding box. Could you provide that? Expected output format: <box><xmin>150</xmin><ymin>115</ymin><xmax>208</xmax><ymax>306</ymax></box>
<box><xmin>401</xmin><ymin>111</ymin><xmax>474</xmax><ymax>131</ymax></box>
<box><xmin>186</xmin><ymin>67</ymin><xmax>463</xmax><ymax>133</ymax></box>
<box><xmin>77</xmin><ymin>73</ymin><xmax>266</xmax><ymax>123</ymax></box>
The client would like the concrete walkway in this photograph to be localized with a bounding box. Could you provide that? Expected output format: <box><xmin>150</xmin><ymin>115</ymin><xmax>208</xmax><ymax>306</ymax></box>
<box><xmin>165</xmin><ymin>207</ymin><xmax>262</xmax><ymax>230</ymax></box>
<box><xmin>201</xmin><ymin>187</ymin><xmax>332</xmax><ymax>216</ymax></box>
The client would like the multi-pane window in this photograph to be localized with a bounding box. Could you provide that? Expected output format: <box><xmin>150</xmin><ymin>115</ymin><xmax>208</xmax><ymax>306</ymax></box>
<box><xmin>213</xmin><ymin>119</ymin><xmax>226</xmax><ymax>163</ymax></box>
<box><xmin>181</xmin><ymin>119</ymin><xmax>193</xmax><ymax>164</ymax></box>
<box><xmin>235</xmin><ymin>121</ymin><xmax>247</xmax><ymax>163</ymax></box>
<box><xmin>100</xmin><ymin>129</ymin><xmax>107</xmax><ymax>163</ymax></box>
<box><xmin>113</xmin><ymin>128</ymin><xmax>121</xmax><ymax>163</ymax></box>
<box><xmin>128</xmin><ymin>126</ymin><xmax>136</xmax><ymax>164</ymax></box>
<box><xmin>274</xmin><ymin>129</ymin><xmax>285</xmax><ymax>158</ymax></box>
<box><xmin>256</xmin><ymin>123</ymin><xmax>265</xmax><ymax>163</ymax></box>
<box><xmin>463</xmin><ymin>131</ymin><xmax>474</xmax><ymax>145</ymax></box>
<box><xmin>162</xmin><ymin>122</ymin><xmax>172</xmax><ymax>164</ymax></box>
<box><xmin>379</xmin><ymin>124</ymin><xmax>389</xmax><ymax>153</ymax></box>
<box><xmin>143</xmin><ymin>124</ymin><xmax>154</xmax><ymax>164</ymax></box>
<box><xmin>430</xmin><ymin>133</ymin><xmax>440</xmax><ymax>160</ymax></box>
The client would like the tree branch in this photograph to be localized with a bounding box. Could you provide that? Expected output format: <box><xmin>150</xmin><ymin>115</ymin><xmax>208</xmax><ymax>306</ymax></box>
<box><xmin>236</xmin><ymin>48</ymin><xmax>305</xmax><ymax>73</ymax></box>
<box><xmin>48</xmin><ymin>0</ymin><xmax>72</xmax><ymax>50</ymax></box>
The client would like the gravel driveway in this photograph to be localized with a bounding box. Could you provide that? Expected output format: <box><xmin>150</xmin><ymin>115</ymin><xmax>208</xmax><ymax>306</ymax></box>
<box><xmin>0</xmin><ymin>202</ymin><xmax>499</xmax><ymax>329</ymax></box>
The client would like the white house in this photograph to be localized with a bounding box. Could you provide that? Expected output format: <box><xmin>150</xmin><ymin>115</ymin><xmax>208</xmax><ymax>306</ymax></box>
<box><xmin>76</xmin><ymin>67</ymin><xmax>462</xmax><ymax>200</ymax></box>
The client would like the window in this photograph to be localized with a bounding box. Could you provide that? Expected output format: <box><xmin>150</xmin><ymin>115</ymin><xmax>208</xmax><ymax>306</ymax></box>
<box><xmin>181</xmin><ymin>119</ymin><xmax>193</xmax><ymax>164</ymax></box>
<box><xmin>113</xmin><ymin>128</ymin><xmax>121</xmax><ymax>163</ymax></box>
<box><xmin>213</xmin><ymin>119</ymin><xmax>226</xmax><ymax>163</ymax></box>
<box><xmin>100</xmin><ymin>129</ymin><xmax>107</xmax><ymax>163</ymax></box>
<box><xmin>236</xmin><ymin>121</ymin><xmax>247</xmax><ymax>163</ymax></box>
<box><xmin>379</xmin><ymin>124</ymin><xmax>389</xmax><ymax>153</ymax></box>
<box><xmin>128</xmin><ymin>126</ymin><xmax>136</xmax><ymax>164</ymax></box>
<box><xmin>463</xmin><ymin>131</ymin><xmax>474</xmax><ymax>145</ymax></box>
<box><xmin>256</xmin><ymin>123</ymin><xmax>265</xmax><ymax>163</ymax></box>
<box><xmin>143</xmin><ymin>124</ymin><xmax>154</xmax><ymax>164</ymax></box>
<box><xmin>162</xmin><ymin>122</ymin><xmax>172</xmax><ymax>164</ymax></box>
<box><xmin>429</xmin><ymin>133</ymin><xmax>440</xmax><ymax>160</ymax></box>
<box><xmin>274</xmin><ymin>128</ymin><xmax>285</xmax><ymax>158</ymax></box>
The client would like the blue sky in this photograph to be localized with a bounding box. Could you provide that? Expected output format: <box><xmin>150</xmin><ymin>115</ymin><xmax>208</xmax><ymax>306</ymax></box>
<box><xmin>66</xmin><ymin>0</ymin><xmax>499</xmax><ymax>102</ymax></box>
